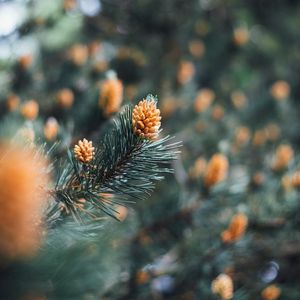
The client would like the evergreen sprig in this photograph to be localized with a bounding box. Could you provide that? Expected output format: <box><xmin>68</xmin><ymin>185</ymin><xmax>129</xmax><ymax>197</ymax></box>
<box><xmin>50</xmin><ymin>101</ymin><xmax>180</xmax><ymax>225</ymax></box>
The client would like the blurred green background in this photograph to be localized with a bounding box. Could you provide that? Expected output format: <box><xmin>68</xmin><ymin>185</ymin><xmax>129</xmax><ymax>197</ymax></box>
<box><xmin>1</xmin><ymin>0</ymin><xmax>300</xmax><ymax>299</ymax></box>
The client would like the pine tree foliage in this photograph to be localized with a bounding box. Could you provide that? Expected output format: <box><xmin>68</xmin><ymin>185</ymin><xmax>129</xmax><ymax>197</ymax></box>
<box><xmin>1</xmin><ymin>0</ymin><xmax>300</xmax><ymax>299</ymax></box>
<box><xmin>48</xmin><ymin>98</ymin><xmax>180</xmax><ymax>226</ymax></box>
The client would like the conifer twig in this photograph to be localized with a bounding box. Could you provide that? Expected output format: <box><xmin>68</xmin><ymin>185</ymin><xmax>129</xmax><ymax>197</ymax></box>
<box><xmin>48</xmin><ymin>96</ymin><xmax>180</xmax><ymax>227</ymax></box>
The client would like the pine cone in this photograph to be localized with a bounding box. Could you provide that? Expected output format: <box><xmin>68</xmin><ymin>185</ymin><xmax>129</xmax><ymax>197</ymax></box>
<box><xmin>221</xmin><ymin>213</ymin><xmax>248</xmax><ymax>243</ymax></box>
<box><xmin>21</xmin><ymin>100</ymin><xmax>39</xmax><ymax>121</ymax></box>
<box><xmin>44</xmin><ymin>117</ymin><xmax>59</xmax><ymax>141</ymax></box>
<box><xmin>272</xmin><ymin>144</ymin><xmax>293</xmax><ymax>171</ymax></box>
<box><xmin>270</xmin><ymin>80</ymin><xmax>290</xmax><ymax>101</ymax></box>
<box><xmin>211</xmin><ymin>274</ymin><xmax>234</xmax><ymax>300</ymax></box>
<box><xmin>194</xmin><ymin>88</ymin><xmax>215</xmax><ymax>113</ymax></box>
<box><xmin>68</xmin><ymin>44</ymin><xmax>88</xmax><ymax>66</ymax></box>
<box><xmin>204</xmin><ymin>153</ymin><xmax>229</xmax><ymax>188</ymax></box>
<box><xmin>6</xmin><ymin>94</ymin><xmax>20</xmax><ymax>112</ymax></box>
<box><xmin>261</xmin><ymin>284</ymin><xmax>281</xmax><ymax>300</ymax></box>
<box><xmin>56</xmin><ymin>88</ymin><xmax>74</xmax><ymax>108</ymax></box>
<box><xmin>0</xmin><ymin>144</ymin><xmax>48</xmax><ymax>260</ymax></box>
<box><xmin>19</xmin><ymin>54</ymin><xmax>33</xmax><ymax>69</ymax></box>
<box><xmin>74</xmin><ymin>139</ymin><xmax>95</xmax><ymax>163</ymax></box>
<box><xmin>233</xmin><ymin>27</ymin><xmax>249</xmax><ymax>46</ymax></box>
<box><xmin>99</xmin><ymin>78</ymin><xmax>123</xmax><ymax>117</ymax></box>
<box><xmin>132</xmin><ymin>97</ymin><xmax>161</xmax><ymax>140</ymax></box>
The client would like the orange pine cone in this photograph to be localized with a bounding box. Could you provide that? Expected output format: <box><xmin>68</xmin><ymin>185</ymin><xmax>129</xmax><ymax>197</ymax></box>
<box><xmin>99</xmin><ymin>78</ymin><xmax>123</xmax><ymax>117</ymax></box>
<box><xmin>132</xmin><ymin>97</ymin><xmax>161</xmax><ymax>140</ymax></box>
<box><xmin>68</xmin><ymin>44</ymin><xmax>88</xmax><ymax>66</ymax></box>
<box><xmin>211</xmin><ymin>274</ymin><xmax>234</xmax><ymax>300</ymax></box>
<box><xmin>6</xmin><ymin>94</ymin><xmax>20</xmax><ymax>111</ymax></box>
<box><xmin>194</xmin><ymin>88</ymin><xmax>215</xmax><ymax>113</ymax></box>
<box><xmin>204</xmin><ymin>153</ymin><xmax>229</xmax><ymax>188</ymax></box>
<box><xmin>56</xmin><ymin>88</ymin><xmax>74</xmax><ymax>108</ymax></box>
<box><xmin>21</xmin><ymin>100</ymin><xmax>39</xmax><ymax>121</ymax></box>
<box><xmin>233</xmin><ymin>27</ymin><xmax>249</xmax><ymax>46</ymax></box>
<box><xmin>270</xmin><ymin>80</ymin><xmax>290</xmax><ymax>101</ymax></box>
<box><xmin>0</xmin><ymin>143</ymin><xmax>49</xmax><ymax>260</ymax></box>
<box><xmin>74</xmin><ymin>138</ymin><xmax>95</xmax><ymax>163</ymax></box>
<box><xmin>177</xmin><ymin>60</ymin><xmax>195</xmax><ymax>85</ymax></box>
<box><xmin>19</xmin><ymin>54</ymin><xmax>33</xmax><ymax>69</ymax></box>
<box><xmin>221</xmin><ymin>213</ymin><xmax>248</xmax><ymax>243</ymax></box>
<box><xmin>44</xmin><ymin>117</ymin><xmax>59</xmax><ymax>141</ymax></box>
<box><xmin>261</xmin><ymin>284</ymin><xmax>281</xmax><ymax>300</ymax></box>
<box><xmin>272</xmin><ymin>144</ymin><xmax>293</xmax><ymax>171</ymax></box>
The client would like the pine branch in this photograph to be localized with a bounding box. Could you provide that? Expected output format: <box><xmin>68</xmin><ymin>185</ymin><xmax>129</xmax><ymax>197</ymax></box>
<box><xmin>49</xmin><ymin>98</ymin><xmax>180</xmax><ymax>226</ymax></box>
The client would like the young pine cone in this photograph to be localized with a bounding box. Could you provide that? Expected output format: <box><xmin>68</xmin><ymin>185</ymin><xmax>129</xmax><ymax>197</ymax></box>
<box><xmin>270</xmin><ymin>80</ymin><xmax>290</xmax><ymax>101</ymax></box>
<box><xmin>99</xmin><ymin>78</ymin><xmax>123</xmax><ymax>117</ymax></box>
<box><xmin>44</xmin><ymin>117</ymin><xmax>59</xmax><ymax>141</ymax></box>
<box><xmin>204</xmin><ymin>153</ymin><xmax>229</xmax><ymax>188</ymax></box>
<box><xmin>272</xmin><ymin>144</ymin><xmax>293</xmax><ymax>171</ymax></box>
<box><xmin>261</xmin><ymin>284</ymin><xmax>281</xmax><ymax>300</ymax></box>
<box><xmin>211</xmin><ymin>274</ymin><xmax>234</xmax><ymax>300</ymax></box>
<box><xmin>132</xmin><ymin>97</ymin><xmax>161</xmax><ymax>140</ymax></box>
<box><xmin>0</xmin><ymin>143</ymin><xmax>49</xmax><ymax>260</ymax></box>
<box><xmin>221</xmin><ymin>213</ymin><xmax>248</xmax><ymax>243</ymax></box>
<box><xmin>74</xmin><ymin>139</ymin><xmax>95</xmax><ymax>163</ymax></box>
<box><xmin>21</xmin><ymin>100</ymin><xmax>39</xmax><ymax>121</ymax></box>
